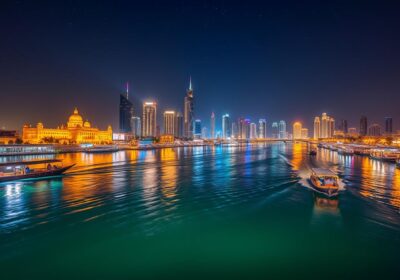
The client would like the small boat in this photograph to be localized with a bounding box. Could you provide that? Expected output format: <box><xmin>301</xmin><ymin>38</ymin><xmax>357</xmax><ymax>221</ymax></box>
<box><xmin>309</xmin><ymin>168</ymin><xmax>340</xmax><ymax>197</ymax></box>
<box><xmin>0</xmin><ymin>159</ymin><xmax>75</xmax><ymax>183</ymax></box>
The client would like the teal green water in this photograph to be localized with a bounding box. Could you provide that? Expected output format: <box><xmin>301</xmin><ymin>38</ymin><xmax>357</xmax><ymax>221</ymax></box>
<box><xmin>1</xmin><ymin>143</ymin><xmax>399</xmax><ymax>279</ymax></box>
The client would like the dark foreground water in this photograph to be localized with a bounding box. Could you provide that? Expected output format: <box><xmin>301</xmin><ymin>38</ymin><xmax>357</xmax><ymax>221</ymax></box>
<box><xmin>0</xmin><ymin>143</ymin><xmax>399</xmax><ymax>279</ymax></box>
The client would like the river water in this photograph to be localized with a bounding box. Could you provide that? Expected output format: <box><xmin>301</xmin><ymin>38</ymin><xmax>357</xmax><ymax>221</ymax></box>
<box><xmin>0</xmin><ymin>143</ymin><xmax>399</xmax><ymax>279</ymax></box>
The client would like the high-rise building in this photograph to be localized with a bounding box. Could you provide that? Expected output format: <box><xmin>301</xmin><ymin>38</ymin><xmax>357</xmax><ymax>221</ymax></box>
<box><xmin>238</xmin><ymin>118</ymin><xmax>250</xmax><ymax>140</ymax></box>
<box><xmin>163</xmin><ymin>111</ymin><xmax>176</xmax><ymax>135</ymax></box>
<box><xmin>194</xmin><ymin>119</ymin><xmax>202</xmax><ymax>138</ymax></box>
<box><xmin>258</xmin><ymin>119</ymin><xmax>267</xmax><ymax>139</ymax></box>
<box><xmin>360</xmin><ymin>116</ymin><xmax>368</xmax><ymax>136</ymax></box>
<box><xmin>210</xmin><ymin>112</ymin><xmax>215</xmax><ymax>139</ymax></box>
<box><xmin>328</xmin><ymin>117</ymin><xmax>335</xmax><ymax>138</ymax></box>
<box><xmin>142</xmin><ymin>102</ymin><xmax>157</xmax><ymax>137</ymax></box>
<box><xmin>293</xmin><ymin>122</ymin><xmax>302</xmax><ymax>139</ymax></box>
<box><xmin>222</xmin><ymin>114</ymin><xmax>231</xmax><ymax>139</ymax></box>
<box><xmin>340</xmin><ymin>119</ymin><xmax>348</xmax><ymax>134</ymax></box>
<box><xmin>231</xmin><ymin>122</ymin><xmax>238</xmax><ymax>139</ymax></box>
<box><xmin>119</xmin><ymin>83</ymin><xmax>133</xmax><ymax>133</ymax></box>
<box><xmin>301</xmin><ymin>128</ymin><xmax>309</xmax><ymax>139</ymax></box>
<box><xmin>368</xmin><ymin>124</ymin><xmax>381</xmax><ymax>136</ymax></box>
<box><xmin>272</xmin><ymin>122</ymin><xmax>279</xmax><ymax>138</ymax></box>
<box><xmin>278</xmin><ymin>120</ymin><xmax>286</xmax><ymax>139</ymax></box>
<box><xmin>313</xmin><ymin>117</ymin><xmax>320</xmax><ymax>139</ymax></box>
<box><xmin>175</xmin><ymin>112</ymin><xmax>183</xmax><ymax>138</ymax></box>
<box><xmin>201</xmin><ymin>127</ymin><xmax>208</xmax><ymax>139</ymax></box>
<box><xmin>385</xmin><ymin>117</ymin><xmax>393</xmax><ymax>135</ymax></box>
<box><xmin>250</xmin><ymin>123</ymin><xmax>257</xmax><ymax>139</ymax></box>
<box><xmin>184</xmin><ymin>77</ymin><xmax>194</xmax><ymax>139</ymax></box>
<box><xmin>321</xmin><ymin>113</ymin><xmax>328</xmax><ymax>138</ymax></box>
<box><xmin>131</xmin><ymin>116</ymin><xmax>141</xmax><ymax>138</ymax></box>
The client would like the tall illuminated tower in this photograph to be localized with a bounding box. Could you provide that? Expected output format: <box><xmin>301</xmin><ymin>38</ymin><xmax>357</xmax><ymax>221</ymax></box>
<box><xmin>258</xmin><ymin>119</ymin><xmax>267</xmax><ymax>139</ymax></box>
<box><xmin>142</xmin><ymin>102</ymin><xmax>157</xmax><ymax>137</ymax></box>
<box><xmin>222</xmin><ymin>114</ymin><xmax>231</xmax><ymax>139</ymax></box>
<box><xmin>313</xmin><ymin>117</ymin><xmax>320</xmax><ymax>139</ymax></box>
<box><xmin>278</xmin><ymin>120</ymin><xmax>286</xmax><ymax>139</ymax></box>
<box><xmin>163</xmin><ymin>111</ymin><xmax>176</xmax><ymax>135</ymax></box>
<box><xmin>210</xmin><ymin>112</ymin><xmax>215</xmax><ymax>139</ymax></box>
<box><xmin>119</xmin><ymin>82</ymin><xmax>133</xmax><ymax>133</ymax></box>
<box><xmin>272</xmin><ymin>122</ymin><xmax>278</xmax><ymax>138</ymax></box>
<box><xmin>184</xmin><ymin>77</ymin><xmax>194</xmax><ymax>139</ymax></box>
<box><xmin>293</xmin><ymin>122</ymin><xmax>302</xmax><ymax>139</ymax></box>
<box><xmin>250</xmin><ymin>123</ymin><xmax>257</xmax><ymax>139</ymax></box>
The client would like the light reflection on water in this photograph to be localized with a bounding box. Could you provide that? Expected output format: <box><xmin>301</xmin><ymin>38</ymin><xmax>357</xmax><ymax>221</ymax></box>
<box><xmin>0</xmin><ymin>143</ymin><xmax>400</xmax><ymax>278</ymax></box>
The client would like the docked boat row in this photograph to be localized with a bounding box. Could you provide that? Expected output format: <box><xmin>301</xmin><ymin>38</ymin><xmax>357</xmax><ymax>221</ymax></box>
<box><xmin>318</xmin><ymin>143</ymin><xmax>400</xmax><ymax>164</ymax></box>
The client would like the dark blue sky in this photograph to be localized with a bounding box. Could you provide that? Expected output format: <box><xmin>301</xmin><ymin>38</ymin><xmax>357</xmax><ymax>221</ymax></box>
<box><xmin>1</xmin><ymin>0</ymin><xmax>400</xmax><ymax>132</ymax></box>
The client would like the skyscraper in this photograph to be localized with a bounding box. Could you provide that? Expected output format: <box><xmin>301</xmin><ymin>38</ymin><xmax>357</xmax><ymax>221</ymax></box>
<box><xmin>184</xmin><ymin>77</ymin><xmax>194</xmax><ymax>139</ymax></box>
<box><xmin>238</xmin><ymin>118</ymin><xmax>250</xmax><ymax>140</ymax></box>
<box><xmin>210</xmin><ymin>112</ymin><xmax>215</xmax><ymax>139</ymax></box>
<box><xmin>321</xmin><ymin>113</ymin><xmax>328</xmax><ymax>138</ymax></box>
<box><xmin>360</xmin><ymin>116</ymin><xmax>368</xmax><ymax>136</ymax></box>
<box><xmin>313</xmin><ymin>117</ymin><xmax>320</xmax><ymax>139</ymax></box>
<box><xmin>340</xmin><ymin>119</ymin><xmax>348</xmax><ymax>134</ymax></box>
<box><xmin>278</xmin><ymin>120</ymin><xmax>286</xmax><ymax>139</ymax></box>
<box><xmin>258</xmin><ymin>119</ymin><xmax>267</xmax><ymax>139</ymax></box>
<box><xmin>119</xmin><ymin>83</ymin><xmax>133</xmax><ymax>133</ymax></box>
<box><xmin>194</xmin><ymin>119</ymin><xmax>202</xmax><ymax>138</ymax></box>
<box><xmin>222</xmin><ymin>114</ymin><xmax>231</xmax><ymax>139</ymax></box>
<box><xmin>293</xmin><ymin>122</ymin><xmax>302</xmax><ymax>139</ymax></box>
<box><xmin>328</xmin><ymin>117</ymin><xmax>335</xmax><ymax>138</ymax></box>
<box><xmin>250</xmin><ymin>123</ymin><xmax>257</xmax><ymax>139</ymax></box>
<box><xmin>142</xmin><ymin>102</ymin><xmax>157</xmax><ymax>137</ymax></box>
<box><xmin>271</xmin><ymin>122</ymin><xmax>279</xmax><ymax>138</ymax></box>
<box><xmin>231</xmin><ymin>122</ymin><xmax>238</xmax><ymax>139</ymax></box>
<box><xmin>175</xmin><ymin>112</ymin><xmax>183</xmax><ymax>138</ymax></box>
<box><xmin>385</xmin><ymin>117</ymin><xmax>393</xmax><ymax>135</ymax></box>
<box><xmin>163</xmin><ymin>111</ymin><xmax>176</xmax><ymax>135</ymax></box>
<box><xmin>131</xmin><ymin>116</ymin><xmax>141</xmax><ymax>138</ymax></box>
<box><xmin>201</xmin><ymin>127</ymin><xmax>208</xmax><ymax>139</ymax></box>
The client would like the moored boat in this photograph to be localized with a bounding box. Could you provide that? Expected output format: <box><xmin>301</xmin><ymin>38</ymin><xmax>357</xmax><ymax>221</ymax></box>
<box><xmin>84</xmin><ymin>145</ymin><xmax>119</xmax><ymax>153</ymax></box>
<box><xmin>370</xmin><ymin>149</ymin><xmax>399</xmax><ymax>162</ymax></box>
<box><xmin>309</xmin><ymin>168</ymin><xmax>340</xmax><ymax>197</ymax></box>
<box><xmin>0</xmin><ymin>159</ymin><xmax>74</xmax><ymax>183</ymax></box>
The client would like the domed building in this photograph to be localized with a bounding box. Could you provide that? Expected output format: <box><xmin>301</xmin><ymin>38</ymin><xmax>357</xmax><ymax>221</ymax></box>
<box><xmin>23</xmin><ymin>108</ymin><xmax>113</xmax><ymax>144</ymax></box>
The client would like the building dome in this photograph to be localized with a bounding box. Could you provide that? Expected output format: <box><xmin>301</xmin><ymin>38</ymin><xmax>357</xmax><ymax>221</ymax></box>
<box><xmin>67</xmin><ymin>108</ymin><xmax>83</xmax><ymax>128</ymax></box>
<box><xmin>83</xmin><ymin>120</ymin><xmax>91</xmax><ymax>128</ymax></box>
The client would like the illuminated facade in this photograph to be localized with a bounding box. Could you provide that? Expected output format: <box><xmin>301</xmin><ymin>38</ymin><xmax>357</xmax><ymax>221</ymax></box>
<box><xmin>163</xmin><ymin>111</ymin><xmax>176</xmax><ymax>135</ymax></box>
<box><xmin>22</xmin><ymin>108</ymin><xmax>112</xmax><ymax>144</ymax></box>
<box><xmin>142</xmin><ymin>102</ymin><xmax>157</xmax><ymax>137</ymax></box>
<box><xmin>210</xmin><ymin>112</ymin><xmax>215</xmax><ymax>139</ymax></box>
<box><xmin>293</xmin><ymin>122</ymin><xmax>302</xmax><ymax>139</ymax></box>
<box><xmin>258</xmin><ymin>119</ymin><xmax>267</xmax><ymax>139</ymax></box>
<box><xmin>250</xmin><ymin>123</ymin><xmax>257</xmax><ymax>139</ymax></box>
<box><xmin>279</xmin><ymin>120</ymin><xmax>287</xmax><ymax>139</ymax></box>
<box><xmin>222</xmin><ymin>114</ymin><xmax>231</xmax><ymax>139</ymax></box>
<box><xmin>313</xmin><ymin>117</ymin><xmax>320</xmax><ymax>139</ymax></box>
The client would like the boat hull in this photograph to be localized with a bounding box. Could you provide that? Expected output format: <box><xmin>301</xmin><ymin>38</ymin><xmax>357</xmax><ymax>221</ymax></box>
<box><xmin>0</xmin><ymin>164</ymin><xmax>75</xmax><ymax>183</ymax></box>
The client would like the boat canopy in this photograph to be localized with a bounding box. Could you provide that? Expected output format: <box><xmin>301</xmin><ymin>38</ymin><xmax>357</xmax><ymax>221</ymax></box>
<box><xmin>311</xmin><ymin>168</ymin><xmax>337</xmax><ymax>177</ymax></box>
<box><xmin>0</xmin><ymin>159</ymin><xmax>61</xmax><ymax>167</ymax></box>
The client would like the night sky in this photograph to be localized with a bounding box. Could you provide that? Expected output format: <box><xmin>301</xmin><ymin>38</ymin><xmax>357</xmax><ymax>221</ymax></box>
<box><xmin>1</xmin><ymin>0</ymin><xmax>400</xmax><ymax>132</ymax></box>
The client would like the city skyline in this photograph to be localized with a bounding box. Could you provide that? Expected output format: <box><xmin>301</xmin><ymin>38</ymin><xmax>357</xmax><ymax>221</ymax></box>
<box><xmin>1</xmin><ymin>1</ymin><xmax>400</xmax><ymax>131</ymax></box>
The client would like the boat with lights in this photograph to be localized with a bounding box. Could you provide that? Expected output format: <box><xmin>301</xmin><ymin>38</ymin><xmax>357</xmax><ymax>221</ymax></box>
<box><xmin>309</xmin><ymin>168</ymin><xmax>340</xmax><ymax>197</ymax></box>
<box><xmin>0</xmin><ymin>159</ymin><xmax>74</xmax><ymax>183</ymax></box>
